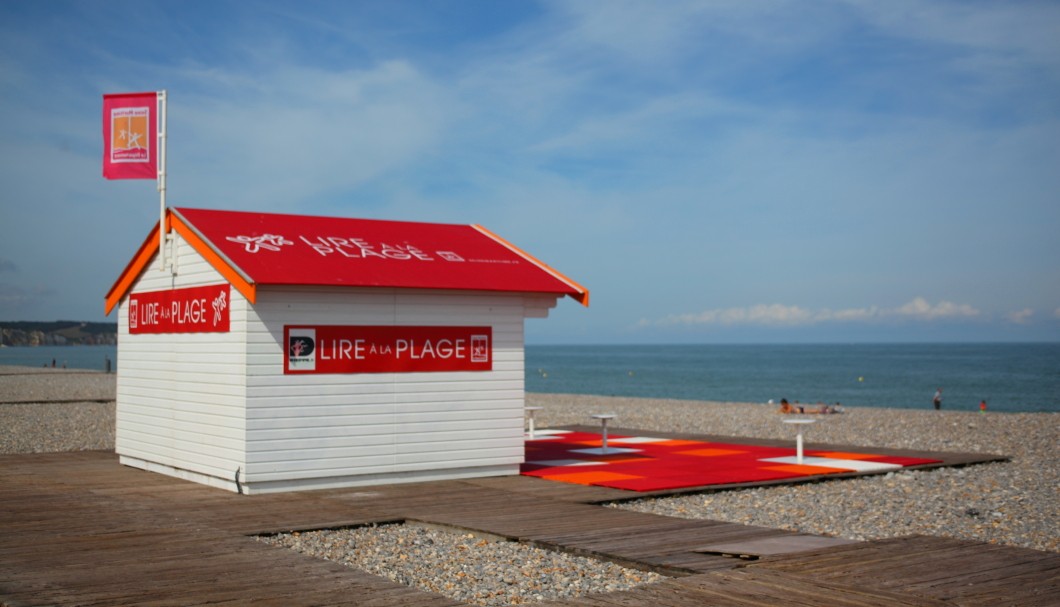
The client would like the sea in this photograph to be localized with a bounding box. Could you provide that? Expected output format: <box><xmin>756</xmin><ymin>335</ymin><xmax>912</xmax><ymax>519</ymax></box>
<box><xmin>526</xmin><ymin>343</ymin><xmax>1060</xmax><ymax>414</ymax></box>
<box><xmin>0</xmin><ymin>345</ymin><xmax>116</xmax><ymax>373</ymax></box>
<box><xmin>2</xmin><ymin>343</ymin><xmax>1057</xmax><ymax>414</ymax></box>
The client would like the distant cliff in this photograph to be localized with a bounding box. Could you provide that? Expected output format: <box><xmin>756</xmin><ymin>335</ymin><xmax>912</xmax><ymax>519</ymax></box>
<box><xmin>0</xmin><ymin>321</ymin><xmax>117</xmax><ymax>346</ymax></box>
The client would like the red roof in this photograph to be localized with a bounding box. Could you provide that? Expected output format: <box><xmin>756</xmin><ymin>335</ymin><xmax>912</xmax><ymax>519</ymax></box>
<box><xmin>105</xmin><ymin>208</ymin><xmax>588</xmax><ymax>314</ymax></box>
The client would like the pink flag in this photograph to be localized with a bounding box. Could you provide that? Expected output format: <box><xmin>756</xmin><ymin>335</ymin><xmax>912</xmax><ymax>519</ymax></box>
<box><xmin>103</xmin><ymin>92</ymin><xmax>157</xmax><ymax>180</ymax></box>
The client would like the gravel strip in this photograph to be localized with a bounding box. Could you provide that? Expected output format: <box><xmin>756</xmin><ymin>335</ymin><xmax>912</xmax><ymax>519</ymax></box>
<box><xmin>0</xmin><ymin>401</ymin><xmax>115</xmax><ymax>454</ymax></box>
<box><xmin>0</xmin><ymin>366</ymin><xmax>116</xmax><ymax>403</ymax></box>
<box><xmin>0</xmin><ymin>367</ymin><xmax>116</xmax><ymax>454</ymax></box>
<box><xmin>259</xmin><ymin>523</ymin><xmax>662</xmax><ymax>606</ymax></box>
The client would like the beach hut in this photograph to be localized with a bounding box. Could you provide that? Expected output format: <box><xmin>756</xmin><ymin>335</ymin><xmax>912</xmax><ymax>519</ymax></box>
<box><xmin>105</xmin><ymin>208</ymin><xmax>588</xmax><ymax>494</ymax></box>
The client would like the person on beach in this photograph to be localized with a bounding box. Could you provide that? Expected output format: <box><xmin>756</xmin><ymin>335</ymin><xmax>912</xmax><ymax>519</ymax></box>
<box><xmin>779</xmin><ymin>398</ymin><xmax>792</xmax><ymax>414</ymax></box>
<box><xmin>980</xmin><ymin>400</ymin><xmax>987</xmax><ymax>414</ymax></box>
<box><xmin>933</xmin><ymin>388</ymin><xmax>942</xmax><ymax>410</ymax></box>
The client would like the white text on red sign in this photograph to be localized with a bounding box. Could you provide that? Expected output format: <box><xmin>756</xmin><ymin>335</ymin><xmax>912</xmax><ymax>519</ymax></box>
<box><xmin>285</xmin><ymin>326</ymin><xmax>491</xmax><ymax>374</ymax></box>
<box><xmin>129</xmin><ymin>285</ymin><xmax>230</xmax><ymax>334</ymax></box>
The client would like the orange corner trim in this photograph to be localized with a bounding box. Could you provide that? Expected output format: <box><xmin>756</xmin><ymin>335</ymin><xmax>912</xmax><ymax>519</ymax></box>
<box><xmin>103</xmin><ymin>210</ymin><xmax>257</xmax><ymax>316</ymax></box>
<box><xmin>103</xmin><ymin>221</ymin><xmax>162</xmax><ymax>316</ymax></box>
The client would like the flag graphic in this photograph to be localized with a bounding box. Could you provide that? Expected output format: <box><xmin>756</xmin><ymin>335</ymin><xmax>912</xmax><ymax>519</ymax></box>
<box><xmin>103</xmin><ymin>92</ymin><xmax>158</xmax><ymax>180</ymax></box>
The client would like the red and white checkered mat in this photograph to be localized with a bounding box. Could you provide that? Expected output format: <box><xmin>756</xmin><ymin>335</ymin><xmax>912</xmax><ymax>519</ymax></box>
<box><xmin>521</xmin><ymin>430</ymin><xmax>942</xmax><ymax>492</ymax></box>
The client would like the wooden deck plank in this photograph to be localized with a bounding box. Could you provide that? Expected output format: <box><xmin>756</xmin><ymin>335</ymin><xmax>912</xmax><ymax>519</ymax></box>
<box><xmin>670</xmin><ymin>568</ymin><xmax>952</xmax><ymax>606</ymax></box>
<box><xmin>753</xmin><ymin>535</ymin><xmax>1060</xmax><ymax>606</ymax></box>
<box><xmin>0</xmin><ymin>442</ymin><xmax>1047</xmax><ymax>607</ymax></box>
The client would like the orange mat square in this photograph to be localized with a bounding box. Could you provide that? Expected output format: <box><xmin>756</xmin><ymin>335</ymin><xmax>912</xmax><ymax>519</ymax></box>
<box><xmin>677</xmin><ymin>448</ymin><xmax>747</xmax><ymax>457</ymax></box>
<box><xmin>542</xmin><ymin>470</ymin><xmax>643</xmax><ymax>484</ymax></box>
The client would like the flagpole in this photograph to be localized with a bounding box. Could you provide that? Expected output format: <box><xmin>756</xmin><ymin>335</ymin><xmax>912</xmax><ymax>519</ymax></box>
<box><xmin>158</xmin><ymin>90</ymin><xmax>168</xmax><ymax>272</ymax></box>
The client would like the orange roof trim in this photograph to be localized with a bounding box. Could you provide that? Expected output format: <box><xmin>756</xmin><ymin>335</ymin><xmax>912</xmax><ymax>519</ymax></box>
<box><xmin>169</xmin><ymin>212</ymin><xmax>257</xmax><ymax>304</ymax></box>
<box><xmin>471</xmin><ymin>224</ymin><xmax>590</xmax><ymax>307</ymax></box>
<box><xmin>104</xmin><ymin>210</ymin><xmax>257</xmax><ymax>315</ymax></box>
<box><xmin>104</xmin><ymin>220</ymin><xmax>163</xmax><ymax>316</ymax></box>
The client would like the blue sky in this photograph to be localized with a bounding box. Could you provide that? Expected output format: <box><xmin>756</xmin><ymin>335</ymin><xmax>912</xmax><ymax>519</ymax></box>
<box><xmin>1</xmin><ymin>0</ymin><xmax>1058</xmax><ymax>344</ymax></box>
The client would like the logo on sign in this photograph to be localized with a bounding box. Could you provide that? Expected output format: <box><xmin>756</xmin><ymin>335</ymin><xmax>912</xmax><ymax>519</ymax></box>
<box><xmin>471</xmin><ymin>335</ymin><xmax>489</xmax><ymax>363</ymax></box>
<box><xmin>110</xmin><ymin>106</ymin><xmax>150</xmax><ymax>163</ymax></box>
<box><xmin>212</xmin><ymin>290</ymin><xmax>227</xmax><ymax>325</ymax></box>
<box><xmin>288</xmin><ymin>328</ymin><xmax>316</xmax><ymax>371</ymax></box>
<box><xmin>225</xmin><ymin>234</ymin><xmax>293</xmax><ymax>253</ymax></box>
<box><xmin>129</xmin><ymin>299</ymin><xmax>138</xmax><ymax>330</ymax></box>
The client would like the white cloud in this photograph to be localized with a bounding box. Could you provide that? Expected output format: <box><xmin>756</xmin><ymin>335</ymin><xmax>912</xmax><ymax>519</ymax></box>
<box><xmin>855</xmin><ymin>1</ymin><xmax>1060</xmax><ymax>65</ymax></box>
<box><xmin>168</xmin><ymin>60</ymin><xmax>451</xmax><ymax>209</ymax></box>
<box><xmin>647</xmin><ymin>297</ymin><xmax>980</xmax><ymax>328</ymax></box>
<box><xmin>1005</xmin><ymin>308</ymin><xmax>1034</xmax><ymax>325</ymax></box>
<box><xmin>893</xmin><ymin>297</ymin><xmax>980</xmax><ymax>321</ymax></box>
<box><xmin>660</xmin><ymin>304</ymin><xmax>815</xmax><ymax>327</ymax></box>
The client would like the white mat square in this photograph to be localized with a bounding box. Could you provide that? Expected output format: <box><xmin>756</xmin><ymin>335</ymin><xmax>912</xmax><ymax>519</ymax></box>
<box><xmin>609</xmin><ymin>436</ymin><xmax>670</xmax><ymax>444</ymax></box>
<box><xmin>760</xmin><ymin>456</ymin><xmax>902</xmax><ymax>472</ymax></box>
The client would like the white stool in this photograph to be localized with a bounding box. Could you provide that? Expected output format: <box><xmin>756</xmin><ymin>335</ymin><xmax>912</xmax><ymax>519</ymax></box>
<box><xmin>525</xmin><ymin>406</ymin><xmax>543</xmax><ymax>439</ymax></box>
<box><xmin>590</xmin><ymin>413</ymin><xmax>616</xmax><ymax>453</ymax></box>
<box><xmin>782</xmin><ymin>418</ymin><xmax>816</xmax><ymax>464</ymax></box>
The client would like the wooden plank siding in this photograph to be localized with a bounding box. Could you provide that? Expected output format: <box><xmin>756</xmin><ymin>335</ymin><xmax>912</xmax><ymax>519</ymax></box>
<box><xmin>115</xmin><ymin>232</ymin><xmax>249</xmax><ymax>490</ymax></box>
<box><xmin>240</xmin><ymin>287</ymin><xmax>545</xmax><ymax>493</ymax></box>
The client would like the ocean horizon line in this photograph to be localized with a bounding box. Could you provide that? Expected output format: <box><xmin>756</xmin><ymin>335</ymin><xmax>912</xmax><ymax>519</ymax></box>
<box><xmin>527</xmin><ymin>340</ymin><xmax>1060</xmax><ymax>347</ymax></box>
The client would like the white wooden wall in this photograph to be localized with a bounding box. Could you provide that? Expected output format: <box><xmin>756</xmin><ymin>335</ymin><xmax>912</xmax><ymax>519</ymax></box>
<box><xmin>115</xmin><ymin>233</ymin><xmax>248</xmax><ymax>491</ymax></box>
<box><xmin>244</xmin><ymin>286</ymin><xmax>559</xmax><ymax>493</ymax></box>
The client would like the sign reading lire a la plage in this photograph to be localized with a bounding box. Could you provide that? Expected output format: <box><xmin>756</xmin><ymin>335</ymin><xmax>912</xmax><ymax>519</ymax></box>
<box><xmin>285</xmin><ymin>326</ymin><xmax>492</xmax><ymax>374</ymax></box>
<box><xmin>129</xmin><ymin>284</ymin><xmax>230</xmax><ymax>334</ymax></box>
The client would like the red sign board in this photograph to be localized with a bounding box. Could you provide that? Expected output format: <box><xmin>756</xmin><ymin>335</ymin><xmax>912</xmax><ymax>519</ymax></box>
<box><xmin>285</xmin><ymin>326</ymin><xmax>492</xmax><ymax>374</ymax></box>
<box><xmin>129</xmin><ymin>285</ymin><xmax>230</xmax><ymax>334</ymax></box>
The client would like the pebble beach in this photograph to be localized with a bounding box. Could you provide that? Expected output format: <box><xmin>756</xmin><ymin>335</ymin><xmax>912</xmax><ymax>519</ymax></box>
<box><xmin>2</xmin><ymin>367</ymin><xmax>1056</xmax><ymax>606</ymax></box>
<box><xmin>527</xmin><ymin>393</ymin><xmax>1059</xmax><ymax>555</ymax></box>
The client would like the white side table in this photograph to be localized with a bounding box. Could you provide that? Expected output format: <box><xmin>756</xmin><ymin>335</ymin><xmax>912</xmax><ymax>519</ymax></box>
<box><xmin>782</xmin><ymin>418</ymin><xmax>817</xmax><ymax>464</ymax></box>
<box><xmin>590</xmin><ymin>413</ymin><xmax>616</xmax><ymax>453</ymax></box>
<box><xmin>525</xmin><ymin>406</ymin><xmax>543</xmax><ymax>439</ymax></box>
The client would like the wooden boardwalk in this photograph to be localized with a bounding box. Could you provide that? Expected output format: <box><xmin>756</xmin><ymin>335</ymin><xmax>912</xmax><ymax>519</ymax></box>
<box><xmin>1</xmin><ymin>443</ymin><xmax>1055</xmax><ymax>606</ymax></box>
